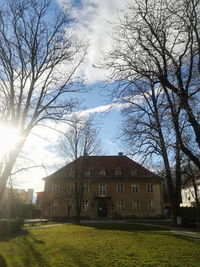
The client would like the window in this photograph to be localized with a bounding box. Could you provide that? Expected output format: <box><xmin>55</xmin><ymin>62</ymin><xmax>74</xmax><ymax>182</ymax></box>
<box><xmin>115</xmin><ymin>169</ymin><xmax>121</xmax><ymax>175</ymax></box>
<box><xmin>66</xmin><ymin>200</ymin><xmax>73</xmax><ymax>209</ymax></box>
<box><xmin>148</xmin><ymin>201</ymin><xmax>156</xmax><ymax>212</ymax></box>
<box><xmin>132</xmin><ymin>200</ymin><xmax>140</xmax><ymax>211</ymax></box>
<box><xmin>83</xmin><ymin>182</ymin><xmax>89</xmax><ymax>193</ymax></box>
<box><xmin>117</xmin><ymin>200</ymin><xmax>125</xmax><ymax>211</ymax></box>
<box><xmin>51</xmin><ymin>199</ymin><xmax>58</xmax><ymax>212</ymax></box>
<box><xmin>116</xmin><ymin>184</ymin><xmax>124</xmax><ymax>192</ymax></box>
<box><xmin>147</xmin><ymin>184</ymin><xmax>153</xmax><ymax>192</ymax></box>
<box><xmin>132</xmin><ymin>184</ymin><xmax>139</xmax><ymax>192</ymax></box>
<box><xmin>85</xmin><ymin>169</ymin><xmax>91</xmax><ymax>177</ymax></box>
<box><xmin>99</xmin><ymin>169</ymin><xmax>106</xmax><ymax>175</ymax></box>
<box><xmin>82</xmin><ymin>200</ymin><xmax>89</xmax><ymax>211</ymax></box>
<box><xmin>66</xmin><ymin>183</ymin><xmax>74</xmax><ymax>193</ymax></box>
<box><xmin>52</xmin><ymin>183</ymin><xmax>60</xmax><ymax>193</ymax></box>
<box><xmin>131</xmin><ymin>170</ymin><xmax>137</xmax><ymax>176</ymax></box>
<box><xmin>99</xmin><ymin>184</ymin><xmax>106</xmax><ymax>196</ymax></box>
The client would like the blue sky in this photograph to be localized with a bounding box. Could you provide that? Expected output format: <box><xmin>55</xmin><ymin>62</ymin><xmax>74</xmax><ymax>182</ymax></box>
<box><xmin>72</xmin><ymin>81</ymin><xmax>123</xmax><ymax>155</ymax></box>
<box><xmin>13</xmin><ymin>0</ymin><xmax>128</xmax><ymax>193</ymax></box>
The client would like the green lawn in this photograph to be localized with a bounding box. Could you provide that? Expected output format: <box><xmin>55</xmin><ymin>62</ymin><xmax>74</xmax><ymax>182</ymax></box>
<box><xmin>0</xmin><ymin>223</ymin><xmax>200</xmax><ymax>267</ymax></box>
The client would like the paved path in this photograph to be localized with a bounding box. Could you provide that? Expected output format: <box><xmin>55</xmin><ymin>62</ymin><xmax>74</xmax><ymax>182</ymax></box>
<box><xmin>171</xmin><ymin>230</ymin><xmax>200</xmax><ymax>238</ymax></box>
<box><xmin>128</xmin><ymin>222</ymin><xmax>200</xmax><ymax>238</ymax></box>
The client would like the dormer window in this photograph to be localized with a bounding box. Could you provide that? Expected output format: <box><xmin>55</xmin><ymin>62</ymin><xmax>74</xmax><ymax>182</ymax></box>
<box><xmin>85</xmin><ymin>169</ymin><xmax>91</xmax><ymax>177</ymax></box>
<box><xmin>115</xmin><ymin>169</ymin><xmax>121</xmax><ymax>175</ymax></box>
<box><xmin>99</xmin><ymin>169</ymin><xmax>106</xmax><ymax>176</ymax></box>
<box><xmin>131</xmin><ymin>170</ymin><xmax>137</xmax><ymax>176</ymax></box>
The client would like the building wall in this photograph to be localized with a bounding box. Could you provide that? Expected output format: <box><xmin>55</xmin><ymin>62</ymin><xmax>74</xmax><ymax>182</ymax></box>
<box><xmin>181</xmin><ymin>184</ymin><xmax>200</xmax><ymax>207</ymax></box>
<box><xmin>43</xmin><ymin>177</ymin><xmax>163</xmax><ymax>219</ymax></box>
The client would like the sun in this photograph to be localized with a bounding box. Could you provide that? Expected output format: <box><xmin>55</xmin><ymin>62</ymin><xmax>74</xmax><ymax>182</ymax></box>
<box><xmin>0</xmin><ymin>124</ymin><xmax>20</xmax><ymax>158</ymax></box>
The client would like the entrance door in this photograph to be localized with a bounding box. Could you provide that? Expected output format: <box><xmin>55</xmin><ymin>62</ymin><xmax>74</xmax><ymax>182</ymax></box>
<box><xmin>97</xmin><ymin>199</ymin><xmax>108</xmax><ymax>217</ymax></box>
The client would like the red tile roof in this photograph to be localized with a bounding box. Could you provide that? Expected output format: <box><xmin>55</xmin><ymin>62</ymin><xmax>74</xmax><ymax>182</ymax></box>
<box><xmin>43</xmin><ymin>155</ymin><xmax>159</xmax><ymax>180</ymax></box>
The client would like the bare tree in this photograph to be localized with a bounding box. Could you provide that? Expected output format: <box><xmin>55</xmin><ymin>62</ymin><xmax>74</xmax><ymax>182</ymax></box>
<box><xmin>98</xmin><ymin>0</ymin><xmax>200</xmax><ymax>223</ymax></box>
<box><xmin>58</xmin><ymin>115</ymin><xmax>102</xmax><ymax>224</ymax></box>
<box><xmin>59</xmin><ymin>115</ymin><xmax>102</xmax><ymax>163</ymax></box>
<box><xmin>0</xmin><ymin>0</ymin><xmax>86</xmax><ymax>202</ymax></box>
<box><xmin>101</xmin><ymin>0</ymin><xmax>200</xmax><ymax>169</ymax></box>
<box><xmin>117</xmin><ymin>80</ymin><xmax>184</xmax><ymax>223</ymax></box>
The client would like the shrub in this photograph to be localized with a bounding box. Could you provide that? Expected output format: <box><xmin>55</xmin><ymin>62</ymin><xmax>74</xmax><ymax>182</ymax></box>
<box><xmin>0</xmin><ymin>219</ymin><xmax>23</xmax><ymax>236</ymax></box>
<box><xmin>112</xmin><ymin>211</ymin><xmax>123</xmax><ymax>219</ymax></box>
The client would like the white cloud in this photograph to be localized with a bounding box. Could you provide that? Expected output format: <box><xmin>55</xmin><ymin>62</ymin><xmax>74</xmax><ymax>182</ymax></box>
<box><xmin>12</xmin><ymin>0</ymin><xmax>134</xmax><ymax>192</ymax></box>
<box><xmin>58</xmin><ymin>0</ymin><xmax>126</xmax><ymax>83</ymax></box>
<box><xmin>12</xmin><ymin>100</ymin><xmax>128</xmax><ymax>191</ymax></box>
<box><xmin>74</xmin><ymin>102</ymin><xmax>126</xmax><ymax>116</ymax></box>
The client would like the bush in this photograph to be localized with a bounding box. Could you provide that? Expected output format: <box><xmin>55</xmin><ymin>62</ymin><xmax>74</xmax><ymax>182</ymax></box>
<box><xmin>112</xmin><ymin>211</ymin><xmax>123</xmax><ymax>219</ymax></box>
<box><xmin>180</xmin><ymin>207</ymin><xmax>200</xmax><ymax>227</ymax></box>
<box><xmin>0</xmin><ymin>219</ymin><xmax>23</xmax><ymax>236</ymax></box>
<box><xmin>0</xmin><ymin>202</ymin><xmax>41</xmax><ymax>219</ymax></box>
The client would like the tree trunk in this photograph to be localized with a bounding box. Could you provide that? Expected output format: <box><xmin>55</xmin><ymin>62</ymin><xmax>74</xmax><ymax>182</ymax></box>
<box><xmin>0</xmin><ymin>138</ymin><xmax>26</xmax><ymax>203</ymax></box>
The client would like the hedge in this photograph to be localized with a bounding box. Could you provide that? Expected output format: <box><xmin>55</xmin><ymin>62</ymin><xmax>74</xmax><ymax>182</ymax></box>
<box><xmin>0</xmin><ymin>219</ymin><xmax>23</xmax><ymax>236</ymax></box>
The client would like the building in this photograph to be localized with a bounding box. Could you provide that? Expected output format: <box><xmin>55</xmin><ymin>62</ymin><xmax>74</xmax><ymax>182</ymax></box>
<box><xmin>181</xmin><ymin>174</ymin><xmax>200</xmax><ymax>207</ymax></box>
<box><xmin>36</xmin><ymin>191</ymin><xmax>45</xmax><ymax>209</ymax></box>
<box><xmin>41</xmin><ymin>154</ymin><xmax>163</xmax><ymax>219</ymax></box>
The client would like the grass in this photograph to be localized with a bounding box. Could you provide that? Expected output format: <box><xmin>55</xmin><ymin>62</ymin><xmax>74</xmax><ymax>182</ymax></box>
<box><xmin>0</xmin><ymin>223</ymin><xmax>200</xmax><ymax>266</ymax></box>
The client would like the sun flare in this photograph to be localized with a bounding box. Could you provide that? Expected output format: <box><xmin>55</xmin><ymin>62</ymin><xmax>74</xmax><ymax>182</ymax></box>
<box><xmin>0</xmin><ymin>124</ymin><xmax>20</xmax><ymax>158</ymax></box>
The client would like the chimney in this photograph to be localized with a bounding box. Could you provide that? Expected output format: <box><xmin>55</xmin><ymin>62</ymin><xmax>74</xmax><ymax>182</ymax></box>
<box><xmin>118</xmin><ymin>152</ymin><xmax>123</xmax><ymax>156</ymax></box>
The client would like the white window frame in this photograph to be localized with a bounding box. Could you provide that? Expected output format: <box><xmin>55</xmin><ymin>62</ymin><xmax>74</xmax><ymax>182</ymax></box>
<box><xmin>148</xmin><ymin>201</ymin><xmax>156</xmax><ymax>212</ymax></box>
<box><xmin>131</xmin><ymin>170</ymin><xmax>137</xmax><ymax>176</ymax></box>
<box><xmin>51</xmin><ymin>199</ymin><xmax>58</xmax><ymax>212</ymax></box>
<box><xmin>117</xmin><ymin>200</ymin><xmax>125</xmax><ymax>211</ymax></box>
<box><xmin>66</xmin><ymin>183</ymin><xmax>74</xmax><ymax>193</ymax></box>
<box><xmin>83</xmin><ymin>182</ymin><xmax>89</xmax><ymax>193</ymax></box>
<box><xmin>132</xmin><ymin>184</ymin><xmax>139</xmax><ymax>193</ymax></box>
<box><xmin>99</xmin><ymin>169</ymin><xmax>106</xmax><ymax>176</ymax></box>
<box><xmin>147</xmin><ymin>184</ymin><xmax>153</xmax><ymax>192</ymax></box>
<box><xmin>116</xmin><ymin>184</ymin><xmax>124</xmax><ymax>193</ymax></box>
<box><xmin>82</xmin><ymin>200</ymin><xmax>89</xmax><ymax>211</ymax></box>
<box><xmin>132</xmin><ymin>200</ymin><xmax>140</xmax><ymax>211</ymax></box>
<box><xmin>115</xmin><ymin>169</ymin><xmax>122</xmax><ymax>175</ymax></box>
<box><xmin>66</xmin><ymin>200</ymin><xmax>73</xmax><ymax>209</ymax></box>
<box><xmin>99</xmin><ymin>184</ymin><xmax>106</xmax><ymax>196</ymax></box>
<box><xmin>85</xmin><ymin>169</ymin><xmax>91</xmax><ymax>177</ymax></box>
<box><xmin>52</xmin><ymin>183</ymin><xmax>60</xmax><ymax>193</ymax></box>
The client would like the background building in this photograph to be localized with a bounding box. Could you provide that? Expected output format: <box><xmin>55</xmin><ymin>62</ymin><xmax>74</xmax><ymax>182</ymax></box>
<box><xmin>0</xmin><ymin>188</ymin><xmax>34</xmax><ymax>218</ymax></box>
<box><xmin>3</xmin><ymin>188</ymin><xmax>33</xmax><ymax>204</ymax></box>
<box><xmin>40</xmin><ymin>154</ymin><xmax>163</xmax><ymax>219</ymax></box>
<box><xmin>181</xmin><ymin>174</ymin><xmax>200</xmax><ymax>207</ymax></box>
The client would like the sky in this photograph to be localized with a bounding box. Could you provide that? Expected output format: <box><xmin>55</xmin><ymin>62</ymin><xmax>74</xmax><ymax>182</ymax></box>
<box><xmin>9</xmin><ymin>0</ymin><xmax>129</xmax><ymax>195</ymax></box>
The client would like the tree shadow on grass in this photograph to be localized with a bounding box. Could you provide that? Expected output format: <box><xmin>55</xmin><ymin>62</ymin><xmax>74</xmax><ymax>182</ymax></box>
<box><xmin>16</xmin><ymin>234</ymin><xmax>91</xmax><ymax>267</ymax></box>
<box><xmin>0</xmin><ymin>255</ymin><xmax>7</xmax><ymax>267</ymax></box>
<box><xmin>11</xmin><ymin>233</ymin><xmax>49</xmax><ymax>267</ymax></box>
<box><xmin>81</xmin><ymin>223</ymin><xmax>200</xmax><ymax>243</ymax></box>
<box><xmin>0</xmin><ymin>229</ymin><xmax>28</xmax><ymax>242</ymax></box>
<box><xmin>80</xmin><ymin>222</ymin><xmax>169</xmax><ymax>233</ymax></box>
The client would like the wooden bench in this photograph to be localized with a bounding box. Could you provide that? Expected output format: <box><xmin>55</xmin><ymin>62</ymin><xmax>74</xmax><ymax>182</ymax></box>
<box><xmin>23</xmin><ymin>219</ymin><xmax>48</xmax><ymax>227</ymax></box>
